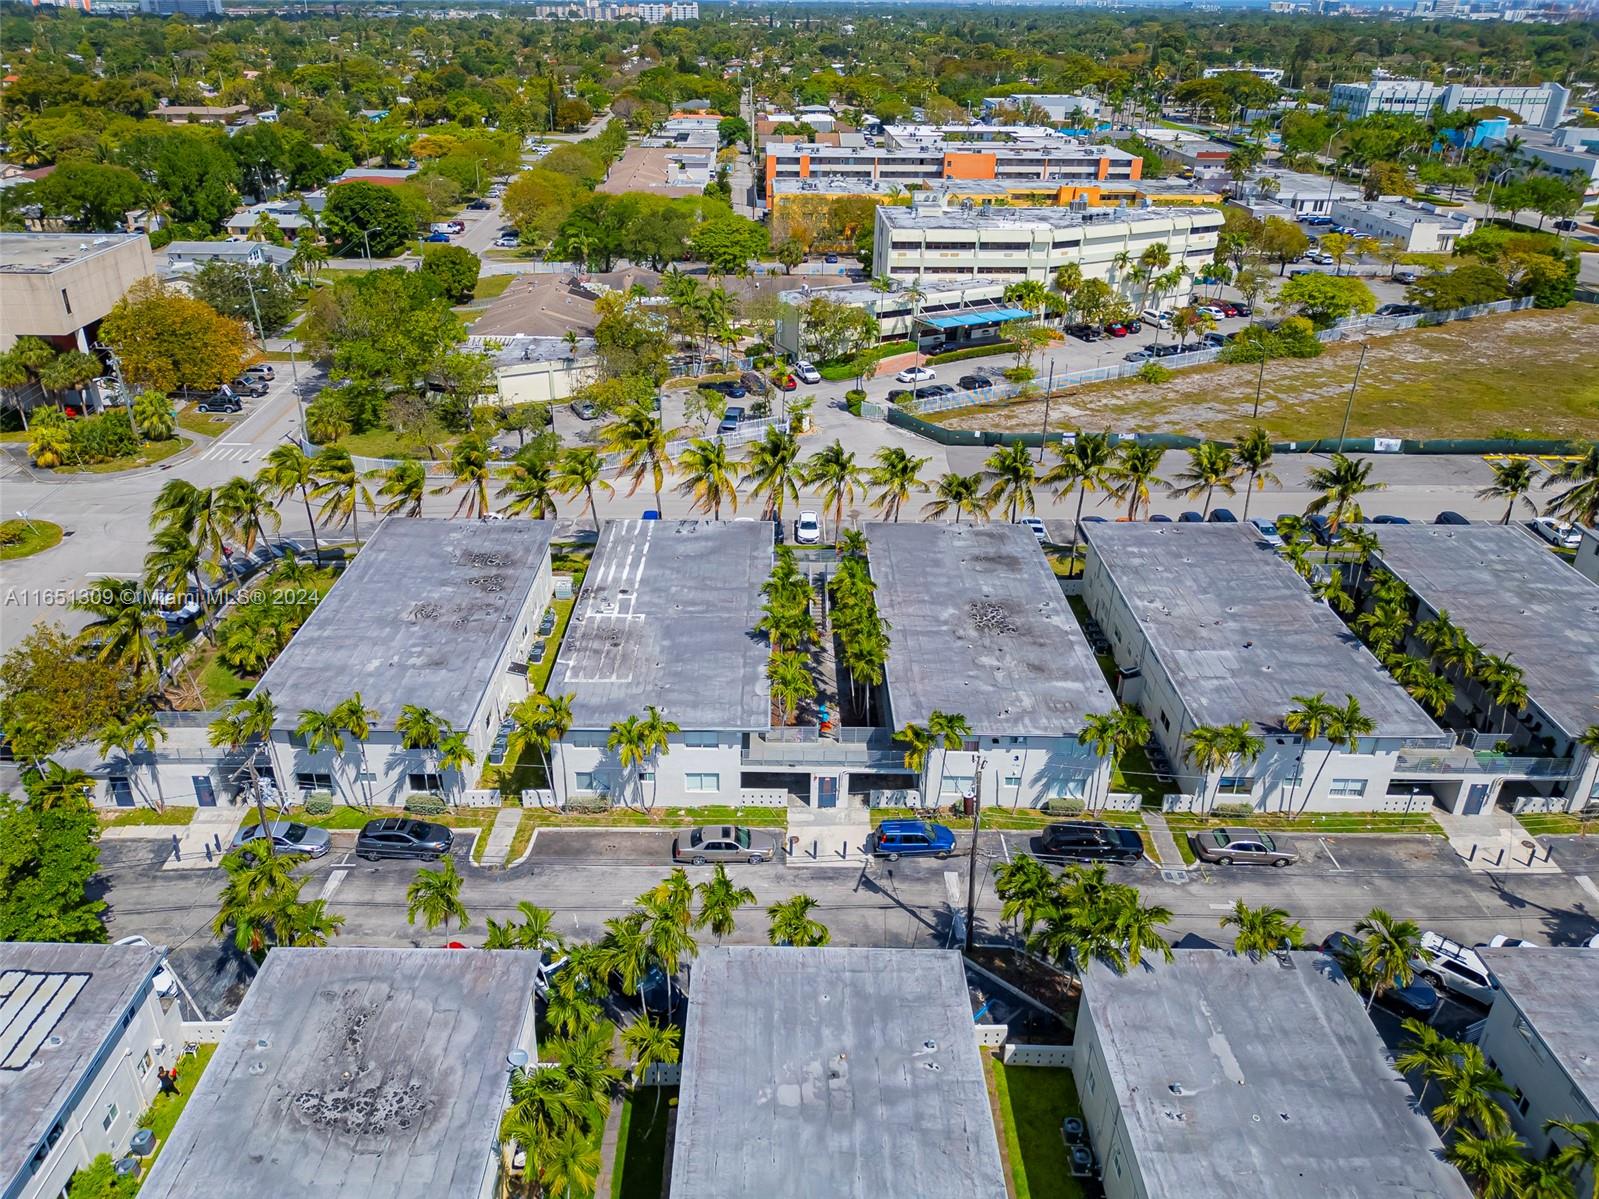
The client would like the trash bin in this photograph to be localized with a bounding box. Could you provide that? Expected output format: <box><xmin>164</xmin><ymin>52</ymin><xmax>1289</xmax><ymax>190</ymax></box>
<box><xmin>129</xmin><ymin>1129</ymin><xmax>155</xmax><ymax>1157</ymax></box>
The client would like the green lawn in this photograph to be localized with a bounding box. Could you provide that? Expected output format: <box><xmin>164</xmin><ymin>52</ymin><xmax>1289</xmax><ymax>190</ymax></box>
<box><xmin>56</xmin><ymin>437</ymin><xmax>187</xmax><ymax>474</ymax></box>
<box><xmin>473</xmin><ymin>273</ymin><xmax>517</xmax><ymax>302</ymax></box>
<box><xmin>195</xmin><ymin>648</ymin><xmax>257</xmax><ymax>708</ymax></box>
<box><xmin>868</xmin><ymin>806</ymin><xmax>1144</xmax><ymax>832</ymax></box>
<box><xmin>176</xmin><ymin>406</ymin><xmax>233</xmax><ymax>438</ymax></box>
<box><xmin>612</xmin><ymin>1088</ymin><xmax>677</xmax><ymax>1199</ymax></box>
<box><xmin>138</xmin><ymin>1043</ymin><xmax>217</xmax><ymax>1174</ymax></box>
<box><xmin>0</xmin><ymin>518</ymin><xmax>63</xmax><ymax>560</ymax></box>
<box><xmin>1166</xmin><ymin>811</ymin><xmax>1444</xmax><ymax>836</ymax></box>
<box><xmin>330</xmin><ymin>426</ymin><xmax>451</xmax><ymax>461</ymax></box>
<box><xmin>102</xmin><ymin>807</ymin><xmax>197</xmax><ymax>828</ymax></box>
<box><xmin>1517</xmin><ymin>812</ymin><xmax>1598</xmax><ymax>837</ymax></box>
<box><xmin>987</xmin><ymin>1055</ymin><xmax>1087</xmax><ymax>1199</ymax></box>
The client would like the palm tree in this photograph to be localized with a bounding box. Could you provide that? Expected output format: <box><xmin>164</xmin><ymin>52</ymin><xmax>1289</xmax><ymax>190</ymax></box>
<box><xmin>294</xmin><ymin>706</ymin><xmax>347</xmax><ymax>801</ymax></box>
<box><xmin>1448</xmin><ymin>1132</ymin><xmax>1527</xmax><ymax>1199</ymax></box>
<box><xmin>1544</xmin><ymin>445</ymin><xmax>1599</xmax><ymax>528</ymax></box>
<box><xmin>743</xmin><ymin>427</ymin><xmax>803</xmax><ymax>524</ymax></box>
<box><xmin>1353</xmin><ymin>907</ymin><xmax>1425</xmax><ymax>1012</ymax></box>
<box><xmin>1219</xmin><ymin>899</ymin><xmax>1303</xmax><ymax>958</ymax></box>
<box><xmin>637</xmin><ymin>705</ymin><xmax>680</xmax><ymax>810</ymax></box>
<box><xmin>310</xmin><ymin>448</ymin><xmax>376</xmax><ymax>545</ymax></box>
<box><xmin>601</xmin><ymin>403</ymin><xmax>673</xmax><ymax>514</ymax></box>
<box><xmin>1477</xmin><ymin>459</ymin><xmax>1540</xmax><ymax>525</ymax></box>
<box><xmin>257</xmin><ymin>443</ymin><xmax>323</xmax><ymax>557</ymax></box>
<box><xmin>1395</xmin><ymin>1018</ymin><xmax>1458</xmax><ymax>1111</ymax></box>
<box><xmin>1481</xmin><ymin>654</ymin><xmax>1530</xmax><ymax>734</ymax></box>
<box><xmin>1078</xmin><ymin>706</ymin><xmax>1152</xmax><ymax>811</ymax></box>
<box><xmin>1305</xmin><ymin>453</ymin><xmax>1385</xmax><ymax>532</ymax></box>
<box><xmin>606</xmin><ymin>715</ymin><xmax>650</xmax><ymax>810</ymax></box>
<box><xmin>804</xmin><ymin>440</ymin><xmax>864</xmax><ymax>541</ymax></box>
<box><xmin>994</xmin><ymin>854</ymin><xmax>1056</xmax><ymax>937</ymax></box>
<box><xmin>1107</xmin><ymin>443</ymin><xmax>1167</xmax><ymax>521</ymax></box>
<box><xmin>72</xmin><ymin>579</ymin><xmax>164</xmax><ymax>680</ymax></box>
<box><xmin>31</xmin><ymin>761</ymin><xmax>95</xmax><ymax>810</ymax></box>
<box><xmin>498</xmin><ymin>454</ymin><xmax>560</xmax><ymax>519</ymax></box>
<box><xmin>620</xmin><ymin>1016</ymin><xmax>682</xmax><ymax>1127</ymax></box>
<box><xmin>280</xmin><ymin>898</ymin><xmax>346</xmax><ymax>947</ymax></box>
<box><xmin>1169</xmin><ymin>441</ymin><xmax>1243</xmax><ymax>518</ymax></box>
<box><xmin>142</xmin><ymin>525</ymin><xmax>215</xmax><ymax>640</ymax></box>
<box><xmin>210</xmin><ymin>839</ymin><xmax>309</xmax><ymax>958</ymax></box>
<box><xmin>406</xmin><ymin>856</ymin><xmax>469</xmax><ymax>933</ymax></box>
<box><xmin>1184</xmin><ymin>722</ymin><xmax>1264</xmax><ymax>812</ymax></box>
<box><xmin>868</xmin><ymin>446</ymin><xmax>929</xmax><ymax>522</ymax></box>
<box><xmin>1545</xmin><ymin>1119</ymin><xmax>1599</xmax><ymax>1199</ymax></box>
<box><xmin>1517</xmin><ymin>1158</ymin><xmax>1577</xmax><ymax>1199</ymax></box>
<box><xmin>984</xmin><ymin>443</ymin><xmax>1037</xmax><ymax>523</ymax></box>
<box><xmin>374</xmin><ymin>459</ymin><xmax>428</xmax><ymax>517</ymax></box>
<box><xmin>1435</xmin><ymin>1042</ymin><xmax>1515</xmax><ymax>1137</ymax></box>
<box><xmin>435</xmin><ymin>434</ymin><xmax>495</xmax><ymax>519</ymax></box>
<box><xmin>1284</xmin><ymin>691</ymin><xmax>1344</xmax><ymax>810</ymax></box>
<box><xmin>694</xmin><ymin>864</ymin><xmax>756</xmax><ymax>943</ymax></box>
<box><xmin>538</xmin><ymin>1124</ymin><xmax>602</xmax><ymax>1199</ymax></box>
<box><xmin>330</xmin><ymin>693</ymin><xmax>380</xmax><ymax>808</ymax></box>
<box><xmin>894</xmin><ymin>722</ymin><xmax>939</xmax><ymax>802</ymax></box>
<box><xmin>97</xmin><ymin>711</ymin><xmax>170</xmax><ymax>812</ymax></box>
<box><xmin>396</xmin><ymin>703</ymin><xmax>447</xmax><ymax>792</ymax></box>
<box><xmin>921</xmin><ymin>472</ymin><xmax>989</xmax><ymax>524</ymax></box>
<box><xmin>597</xmin><ymin>911</ymin><xmax>654</xmax><ymax>1015</ymax></box>
<box><xmin>768</xmin><ymin>651</ymin><xmax>816</xmax><ymax>726</ymax></box>
<box><xmin>554</xmin><ymin>447</ymin><xmax>613</xmax><ymax>533</ymax></box>
<box><xmin>1042</xmin><ymin>431</ymin><xmax>1114</xmax><ymax>562</ymax></box>
<box><xmin>768</xmin><ymin>894</ymin><xmax>830</xmax><ymax>946</ymax></box>
<box><xmin>675</xmin><ymin>437</ymin><xmax>740</xmax><ymax>519</ymax></box>
<box><xmin>216</xmin><ymin>475</ymin><xmax>282</xmax><ymax>553</ymax></box>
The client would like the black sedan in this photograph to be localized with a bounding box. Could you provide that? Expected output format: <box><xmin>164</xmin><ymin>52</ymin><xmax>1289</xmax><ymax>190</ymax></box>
<box><xmin>355</xmin><ymin>817</ymin><xmax>454</xmax><ymax>861</ymax></box>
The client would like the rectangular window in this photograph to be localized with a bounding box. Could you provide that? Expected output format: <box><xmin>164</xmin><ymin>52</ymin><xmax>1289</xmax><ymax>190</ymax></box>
<box><xmin>101</xmin><ymin>1103</ymin><xmax>118</xmax><ymax>1133</ymax></box>
<box><xmin>1004</xmin><ymin>773</ymin><xmax>1022</xmax><ymax>789</ymax></box>
<box><xmin>681</xmin><ymin>731</ymin><xmax>718</xmax><ymax>748</ymax></box>
<box><xmin>139</xmin><ymin>1051</ymin><xmax>153</xmax><ymax>1076</ymax></box>
<box><xmin>575</xmin><ymin>772</ymin><xmax>595</xmax><ymax>792</ymax></box>
<box><xmin>942</xmin><ymin>774</ymin><xmax>974</xmax><ymax>796</ymax></box>
<box><xmin>684</xmin><ymin>773</ymin><xmax>719</xmax><ymax>793</ymax></box>
<box><xmin>61</xmin><ymin>288</ymin><xmax>72</xmax><ymax>315</ymax></box>
<box><xmin>1052</xmin><ymin>775</ymin><xmax>1088</xmax><ymax>800</ymax></box>
<box><xmin>110</xmin><ymin>777</ymin><xmax>136</xmax><ymax>808</ymax></box>
<box><xmin>1159</xmin><ymin>711</ymin><xmax>1170</xmax><ymax>731</ymax></box>
<box><xmin>1217</xmin><ymin>776</ymin><xmax>1254</xmax><ymax>795</ymax></box>
<box><xmin>407</xmin><ymin>772</ymin><xmax>443</xmax><ymax>793</ymax></box>
<box><xmin>1329</xmin><ymin>778</ymin><xmax>1367</xmax><ymax>798</ymax></box>
<box><xmin>295</xmin><ymin>772</ymin><xmax>333</xmax><ymax>791</ymax></box>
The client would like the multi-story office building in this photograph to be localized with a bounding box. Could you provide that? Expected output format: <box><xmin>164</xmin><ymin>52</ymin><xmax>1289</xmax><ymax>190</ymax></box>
<box><xmin>1201</xmin><ymin>65</ymin><xmax>1286</xmax><ymax>84</ymax></box>
<box><xmin>0</xmin><ymin>232</ymin><xmax>155</xmax><ymax>354</ymax></box>
<box><xmin>870</xmin><ymin>201</ymin><xmax>1222</xmax><ymax>285</ymax></box>
<box><xmin>980</xmin><ymin>94</ymin><xmax>1104</xmax><ymax>124</ymax></box>
<box><xmin>1326</xmin><ymin>199</ymin><xmax>1477</xmax><ymax>252</ymax></box>
<box><xmin>762</xmin><ymin>129</ymin><xmax>1140</xmax><ymax>198</ymax></box>
<box><xmin>1330</xmin><ymin>78</ymin><xmax>1569</xmax><ymax>129</ymax></box>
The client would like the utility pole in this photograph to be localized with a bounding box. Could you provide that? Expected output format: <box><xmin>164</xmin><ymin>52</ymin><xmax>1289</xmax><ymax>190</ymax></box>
<box><xmin>963</xmin><ymin>754</ymin><xmax>984</xmax><ymax>953</ymax></box>
<box><xmin>1336</xmin><ymin>342</ymin><xmax>1366</xmax><ymax>455</ymax></box>
<box><xmin>242</xmin><ymin>269</ymin><xmax>306</xmax><ymax>430</ymax></box>
<box><xmin>230</xmin><ymin>751</ymin><xmax>276</xmax><ymax>858</ymax></box>
<box><xmin>1036</xmin><ymin>362</ymin><xmax>1055</xmax><ymax>463</ymax></box>
<box><xmin>1252</xmin><ymin>348</ymin><xmax>1268</xmax><ymax>420</ymax></box>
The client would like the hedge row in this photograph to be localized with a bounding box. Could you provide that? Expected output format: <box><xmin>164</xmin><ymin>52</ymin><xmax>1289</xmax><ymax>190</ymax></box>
<box><xmin>927</xmin><ymin>341</ymin><xmax>1019</xmax><ymax>366</ymax></box>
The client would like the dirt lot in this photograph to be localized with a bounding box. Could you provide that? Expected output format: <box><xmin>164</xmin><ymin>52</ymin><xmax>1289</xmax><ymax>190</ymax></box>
<box><xmin>935</xmin><ymin>307</ymin><xmax>1599</xmax><ymax>442</ymax></box>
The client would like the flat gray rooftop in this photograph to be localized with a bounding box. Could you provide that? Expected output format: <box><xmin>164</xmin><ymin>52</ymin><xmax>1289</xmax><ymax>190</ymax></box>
<box><xmin>1081</xmin><ymin>950</ymin><xmax>1472</xmax><ymax>1199</ymax></box>
<box><xmin>878</xmin><ymin>204</ymin><xmax>1220</xmax><ymax>233</ymax></box>
<box><xmin>1</xmin><ymin>942</ymin><xmax>164</xmax><ymax>1192</ymax></box>
<box><xmin>1083</xmin><ymin>523</ymin><xmax>1441</xmax><ymax>738</ymax></box>
<box><xmin>868</xmin><ymin>522</ymin><xmax>1114</xmax><ymax>735</ymax></box>
<box><xmin>1332</xmin><ymin>199</ymin><xmax>1472</xmax><ymax>226</ymax></box>
<box><xmin>670</xmin><ymin>947</ymin><xmax>1005</xmax><ymax>1199</ymax></box>
<box><xmin>549</xmin><ymin>520</ymin><xmax>773</xmax><ymax>731</ymax></box>
<box><xmin>1477</xmin><ymin>948</ymin><xmax>1599</xmax><ymax>1107</ymax></box>
<box><xmin>0</xmin><ymin>231</ymin><xmax>146</xmax><ymax>273</ymax></box>
<box><xmin>136</xmin><ymin>948</ymin><xmax>539</xmax><ymax>1199</ymax></box>
<box><xmin>254</xmin><ymin>517</ymin><xmax>553</xmax><ymax>732</ymax></box>
<box><xmin>1367</xmin><ymin>524</ymin><xmax>1599</xmax><ymax>742</ymax></box>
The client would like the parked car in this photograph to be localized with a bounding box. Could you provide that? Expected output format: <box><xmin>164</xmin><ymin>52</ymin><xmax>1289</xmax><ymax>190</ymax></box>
<box><xmin>1321</xmin><ymin>932</ymin><xmax>1439</xmax><ymax>1016</ymax></box>
<box><xmin>823</xmin><ymin>253</ymin><xmax>839</xmax><ymax>264</ymax></box>
<box><xmin>231</xmin><ymin>820</ymin><xmax>332</xmax><ymax>859</ymax></box>
<box><xmin>793</xmin><ymin>361</ymin><xmax>822</xmax><ymax>385</ymax></box>
<box><xmin>1529</xmin><ymin>516</ymin><xmax>1582</xmax><ymax>550</ymax></box>
<box><xmin>1188</xmin><ymin>827</ymin><xmax>1297</xmax><ymax>867</ymax></box>
<box><xmin>868</xmin><ymin>819</ymin><xmax>955</xmax><ymax>860</ymax></box>
<box><xmin>1414</xmin><ymin>932</ymin><xmax>1498</xmax><ymax>1005</ymax></box>
<box><xmin>1230</xmin><ymin>302</ymin><xmax>1253</xmax><ymax>318</ymax></box>
<box><xmin>958</xmin><ymin>374</ymin><xmax>993</xmax><ymax>391</ymax></box>
<box><xmin>1038</xmin><ymin>821</ymin><xmax>1145</xmax><ymax>863</ymax></box>
<box><xmin>739</xmin><ymin>371</ymin><xmax>770</xmax><ymax>396</ymax></box>
<box><xmin>467</xmin><ymin>199</ymin><xmax>491</xmax><ymax>210</ymax></box>
<box><xmin>230</xmin><ymin>376</ymin><xmax>269</xmax><ymax>397</ymax></box>
<box><xmin>718</xmin><ymin>406</ymin><xmax>745</xmax><ymax>435</ymax></box>
<box><xmin>1020</xmin><ymin>516</ymin><xmax>1047</xmax><ymax>543</ymax></box>
<box><xmin>772</xmin><ymin>371</ymin><xmax>798</xmax><ymax>391</ymax></box>
<box><xmin>241</xmin><ymin>364</ymin><xmax>275</xmax><ymax>381</ymax></box>
<box><xmin>569</xmin><ymin>398</ymin><xmax>599</xmax><ymax>420</ymax></box>
<box><xmin>1554</xmin><ymin>218</ymin><xmax>1580</xmax><ymax>232</ymax></box>
<box><xmin>1149</xmin><ymin>513</ymin><xmax>1173</xmax><ymax>523</ymax></box>
<box><xmin>1178</xmin><ymin>511</ymin><xmax>1205</xmax><ymax>523</ymax></box>
<box><xmin>1367</xmin><ymin>514</ymin><xmax>1409</xmax><ymax>526</ymax></box>
<box><xmin>1481</xmin><ymin>934</ymin><xmax>1541</xmax><ymax>948</ymax></box>
<box><xmin>895</xmin><ymin>365</ymin><xmax>935</xmax><ymax>384</ymax></box>
<box><xmin>425</xmin><ymin>231</ymin><xmax>451</xmax><ymax>242</ymax></box>
<box><xmin>196</xmin><ymin>396</ymin><xmax>243</xmax><ymax>414</ymax></box>
<box><xmin>672</xmin><ymin>825</ymin><xmax>779</xmax><ymax>865</ymax></box>
<box><xmin>1248</xmin><ymin>518</ymin><xmax>1284</xmax><ymax>548</ymax></box>
<box><xmin>495</xmin><ymin>235</ymin><xmax>520</xmax><ymax>248</ymax></box>
<box><xmin>1195</xmin><ymin>304</ymin><xmax>1227</xmax><ymax>320</ymax></box>
<box><xmin>920</xmin><ymin>383</ymin><xmax>957</xmax><ymax>399</ymax></box>
<box><xmin>1434</xmin><ymin>510</ymin><xmax>1471</xmax><ymax>526</ymax></box>
<box><xmin>1105</xmin><ymin>322</ymin><xmax>1130</xmax><ymax>338</ymax></box>
<box><xmin>1207</xmin><ymin>508</ymin><xmax>1238</xmax><ymax>523</ymax></box>
<box><xmin>1067</xmin><ymin>323</ymin><xmax>1103</xmax><ymax>342</ymax></box>
<box><xmin>1304</xmin><ymin>513</ymin><xmax>1338</xmax><ymax>545</ymax></box>
<box><xmin>1141</xmin><ymin>309</ymin><xmax>1173</xmax><ymax>329</ymax></box>
<box><xmin>1375</xmin><ymin>303</ymin><xmax>1423</xmax><ymax>317</ymax></box>
<box><xmin>1151</xmin><ymin>343</ymin><xmax>1186</xmax><ymax>358</ymax></box>
<box><xmin>1123</xmin><ymin>348</ymin><xmax>1153</xmax><ymax>363</ymax></box>
<box><xmin>713</xmin><ymin>380</ymin><xmax>748</xmax><ymax>400</ymax></box>
<box><xmin>355</xmin><ymin>818</ymin><xmax>454</xmax><ymax>861</ymax></box>
<box><xmin>795</xmin><ymin>510</ymin><xmax>821</xmax><ymax>544</ymax></box>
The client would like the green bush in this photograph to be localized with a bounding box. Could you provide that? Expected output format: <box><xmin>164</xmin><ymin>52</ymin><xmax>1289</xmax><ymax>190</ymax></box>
<box><xmin>404</xmin><ymin>793</ymin><xmax>447</xmax><ymax>816</ymax></box>
<box><xmin>1218</xmin><ymin>317</ymin><xmax>1325</xmax><ymax>364</ymax></box>
<box><xmin>1042</xmin><ymin>798</ymin><xmax>1086</xmax><ymax>815</ymax></box>
<box><xmin>564</xmin><ymin>795</ymin><xmax>611</xmax><ymax>815</ymax></box>
<box><xmin>64</xmin><ymin>412</ymin><xmax>141</xmax><ymax>464</ymax></box>
<box><xmin>303</xmin><ymin>793</ymin><xmax>335</xmax><ymax>816</ymax></box>
<box><xmin>844</xmin><ymin>388</ymin><xmax>865</xmax><ymax>416</ymax></box>
<box><xmin>65</xmin><ymin>1155</ymin><xmax>137</xmax><ymax>1199</ymax></box>
<box><xmin>1209</xmin><ymin>802</ymin><xmax>1257</xmax><ymax>819</ymax></box>
<box><xmin>1002</xmin><ymin>366</ymin><xmax>1035</xmax><ymax>383</ymax></box>
<box><xmin>816</xmin><ymin>340</ymin><xmax>916</xmax><ymax>381</ymax></box>
<box><xmin>926</xmin><ymin>341</ymin><xmax>1019</xmax><ymax>365</ymax></box>
<box><xmin>1136</xmin><ymin>361</ymin><xmax>1174</xmax><ymax>384</ymax></box>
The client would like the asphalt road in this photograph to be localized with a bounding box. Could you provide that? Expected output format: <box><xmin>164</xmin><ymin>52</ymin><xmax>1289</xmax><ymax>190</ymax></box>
<box><xmin>96</xmin><ymin>824</ymin><xmax>1599</xmax><ymax>1017</ymax></box>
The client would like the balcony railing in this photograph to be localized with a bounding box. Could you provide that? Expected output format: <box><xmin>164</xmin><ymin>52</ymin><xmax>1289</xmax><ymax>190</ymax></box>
<box><xmin>745</xmin><ymin>729</ymin><xmax>907</xmax><ymax>770</ymax></box>
<box><xmin>1394</xmin><ymin>751</ymin><xmax>1577</xmax><ymax>780</ymax></box>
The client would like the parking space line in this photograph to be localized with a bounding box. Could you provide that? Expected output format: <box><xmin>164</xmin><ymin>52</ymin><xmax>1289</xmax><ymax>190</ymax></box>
<box><xmin>1576</xmin><ymin>874</ymin><xmax>1599</xmax><ymax>907</ymax></box>
<box><xmin>999</xmin><ymin>832</ymin><xmax>1010</xmax><ymax>864</ymax></box>
<box><xmin>1319</xmin><ymin>838</ymin><xmax>1347</xmax><ymax>872</ymax></box>
<box><xmin>317</xmin><ymin>868</ymin><xmax>349</xmax><ymax>901</ymax></box>
<box><xmin>1207</xmin><ymin>903</ymin><xmax>1234</xmax><ymax>911</ymax></box>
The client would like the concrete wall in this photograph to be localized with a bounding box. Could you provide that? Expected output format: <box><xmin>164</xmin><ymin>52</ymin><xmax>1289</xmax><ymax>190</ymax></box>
<box><xmin>1478</xmin><ymin>991</ymin><xmax>1598</xmax><ymax>1194</ymax></box>
<box><xmin>20</xmin><ymin>981</ymin><xmax>185</xmax><ymax>1199</ymax></box>
<box><xmin>927</xmin><ymin>740</ymin><xmax>1110</xmax><ymax>810</ymax></box>
<box><xmin>555</xmin><ymin>731</ymin><xmax>747</xmax><ymax>808</ymax></box>
<box><xmin>0</xmin><ymin>236</ymin><xmax>156</xmax><ymax>351</ymax></box>
<box><xmin>1073</xmin><ymin>998</ymin><xmax>1151</xmax><ymax>1199</ymax></box>
<box><xmin>496</xmin><ymin>355</ymin><xmax>594</xmax><ymax>406</ymax></box>
<box><xmin>1574</xmin><ymin>528</ymin><xmax>1599</xmax><ymax>586</ymax></box>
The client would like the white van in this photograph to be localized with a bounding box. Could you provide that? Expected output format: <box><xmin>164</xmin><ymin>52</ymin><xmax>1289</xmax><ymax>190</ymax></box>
<box><xmin>1141</xmin><ymin>309</ymin><xmax>1172</xmax><ymax>329</ymax></box>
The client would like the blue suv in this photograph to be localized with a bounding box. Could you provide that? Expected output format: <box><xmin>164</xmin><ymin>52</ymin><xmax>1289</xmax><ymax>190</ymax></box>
<box><xmin>869</xmin><ymin>819</ymin><xmax>956</xmax><ymax>861</ymax></box>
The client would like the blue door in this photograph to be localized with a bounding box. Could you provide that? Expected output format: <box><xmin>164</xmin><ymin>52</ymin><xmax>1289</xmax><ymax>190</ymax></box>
<box><xmin>1462</xmin><ymin>784</ymin><xmax>1490</xmax><ymax>817</ymax></box>
<box><xmin>110</xmin><ymin>778</ymin><xmax>136</xmax><ymax>808</ymax></box>
<box><xmin>817</xmin><ymin>777</ymin><xmax>838</xmax><ymax>809</ymax></box>
<box><xmin>192</xmin><ymin>775</ymin><xmax>217</xmax><ymax>807</ymax></box>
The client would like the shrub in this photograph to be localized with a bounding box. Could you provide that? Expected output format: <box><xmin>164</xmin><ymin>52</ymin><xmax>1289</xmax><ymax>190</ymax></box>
<box><xmin>404</xmin><ymin>793</ymin><xmax>447</xmax><ymax>816</ymax></box>
<box><xmin>1136</xmin><ymin>361</ymin><xmax>1173</xmax><ymax>385</ymax></box>
<box><xmin>564</xmin><ymin>795</ymin><xmax>611</xmax><ymax>815</ymax></box>
<box><xmin>302</xmin><ymin>793</ymin><xmax>335</xmax><ymax>816</ymax></box>
<box><xmin>1042</xmin><ymin>798</ymin><xmax>1086</xmax><ymax>815</ymax></box>
<box><xmin>926</xmin><ymin>341</ymin><xmax>1019</xmax><ymax>365</ymax></box>
<box><xmin>60</xmin><ymin>412</ymin><xmax>141</xmax><ymax>464</ymax></box>
<box><xmin>1218</xmin><ymin>318</ymin><xmax>1324</xmax><ymax>364</ymax></box>
<box><xmin>844</xmin><ymin>388</ymin><xmax>865</xmax><ymax>416</ymax></box>
<box><xmin>1209</xmin><ymin>802</ymin><xmax>1257</xmax><ymax>819</ymax></box>
<box><xmin>1001</xmin><ymin>366</ymin><xmax>1035</xmax><ymax>383</ymax></box>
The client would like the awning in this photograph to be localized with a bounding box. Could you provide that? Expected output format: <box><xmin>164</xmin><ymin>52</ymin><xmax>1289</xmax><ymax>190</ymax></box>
<box><xmin>918</xmin><ymin>306</ymin><xmax>1035</xmax><ymax>329</ymax></box>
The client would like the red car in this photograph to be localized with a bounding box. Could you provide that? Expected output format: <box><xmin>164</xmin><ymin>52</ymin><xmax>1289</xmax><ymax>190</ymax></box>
<box><xmin>773</xmin><ymin>373</ymin><xmax>797</xmax><ymax>391</ymax></box>
<box><xmin>1218</xmin><ymin>303</ymin><xmax>1240</xmax><ymax>317</ymax></box>
<box><xmin>1105</xmin><ymin>323</ymin><xmax>1129</xmax><ymax>338</ymax></box>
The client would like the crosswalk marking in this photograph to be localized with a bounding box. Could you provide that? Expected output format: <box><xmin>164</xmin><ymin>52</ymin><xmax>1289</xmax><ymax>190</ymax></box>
<box><xmin>201</xmin><ymin>442</ymin><xmax>254</xmax><ymax>462</ymax></box>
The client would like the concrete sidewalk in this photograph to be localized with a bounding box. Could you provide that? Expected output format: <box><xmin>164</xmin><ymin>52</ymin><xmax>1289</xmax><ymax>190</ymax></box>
<box><xmin>477</xmin><ymin>807</ymin><xmax>524</xmax><ymax>868</ymax></box>
<box><xmin>1142</xmin><ymin>811</ymin><xmax>1191</xmax><ymax>881</ymax></box>
<box><xmin>158</xmin><ymin>807</ymin><xmax>245</xmax><ymax>871</ymax></box>
<box><xmin>1435</xmin><ymin>808</ymin><xmax>1561</xmax><ymax>875</ymax></box>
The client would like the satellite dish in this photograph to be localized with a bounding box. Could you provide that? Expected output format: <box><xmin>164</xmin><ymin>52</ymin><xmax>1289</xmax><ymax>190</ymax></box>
<box><xmin>507</xmin><ymin>1049</ymin><xmax>530</xmax><ymax>1070</ymax></box>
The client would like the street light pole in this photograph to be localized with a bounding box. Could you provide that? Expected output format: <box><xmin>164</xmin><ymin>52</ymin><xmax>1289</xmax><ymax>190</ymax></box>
<box><xmin>963</xmin><ymin>753</ymin><xmax>984</xmax><ymax>953</ymax></box>
<box><xmin>242</xmin><ymin>269</ymin><xmax>307</xmax><ymax>431</ymax></box>
<box><xmin>1336</xmin><ymin>342</ymin><xmax>1366</xmax><ymax>455</ymax></box>
<box><xmin>1252</xmin><ymin>348</ymin><xmax>1268</xmax><ymax>420</ymax></box>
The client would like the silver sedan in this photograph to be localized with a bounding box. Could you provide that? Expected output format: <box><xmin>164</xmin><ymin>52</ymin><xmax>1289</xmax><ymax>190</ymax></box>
<box><xmin>230</xmin><ymin>819</ymin><xmax>332</xmax><ymax>859</ymax></box>
<box><xmin>672</xmin><ymin>825</ymin><xmax>779</xmax><ymax>865</ymax></box>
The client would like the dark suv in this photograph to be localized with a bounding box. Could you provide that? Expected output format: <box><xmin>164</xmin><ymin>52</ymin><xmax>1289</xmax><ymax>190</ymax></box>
<box><xmin>1038</xmin><ymin>821</ymin><xmax>1145</xmax><ymax>863</ymax></box>
<box><xmin>355</xmin><ymin>817</ymin><xmax>453</xmax><ymax>861</ymax></box>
